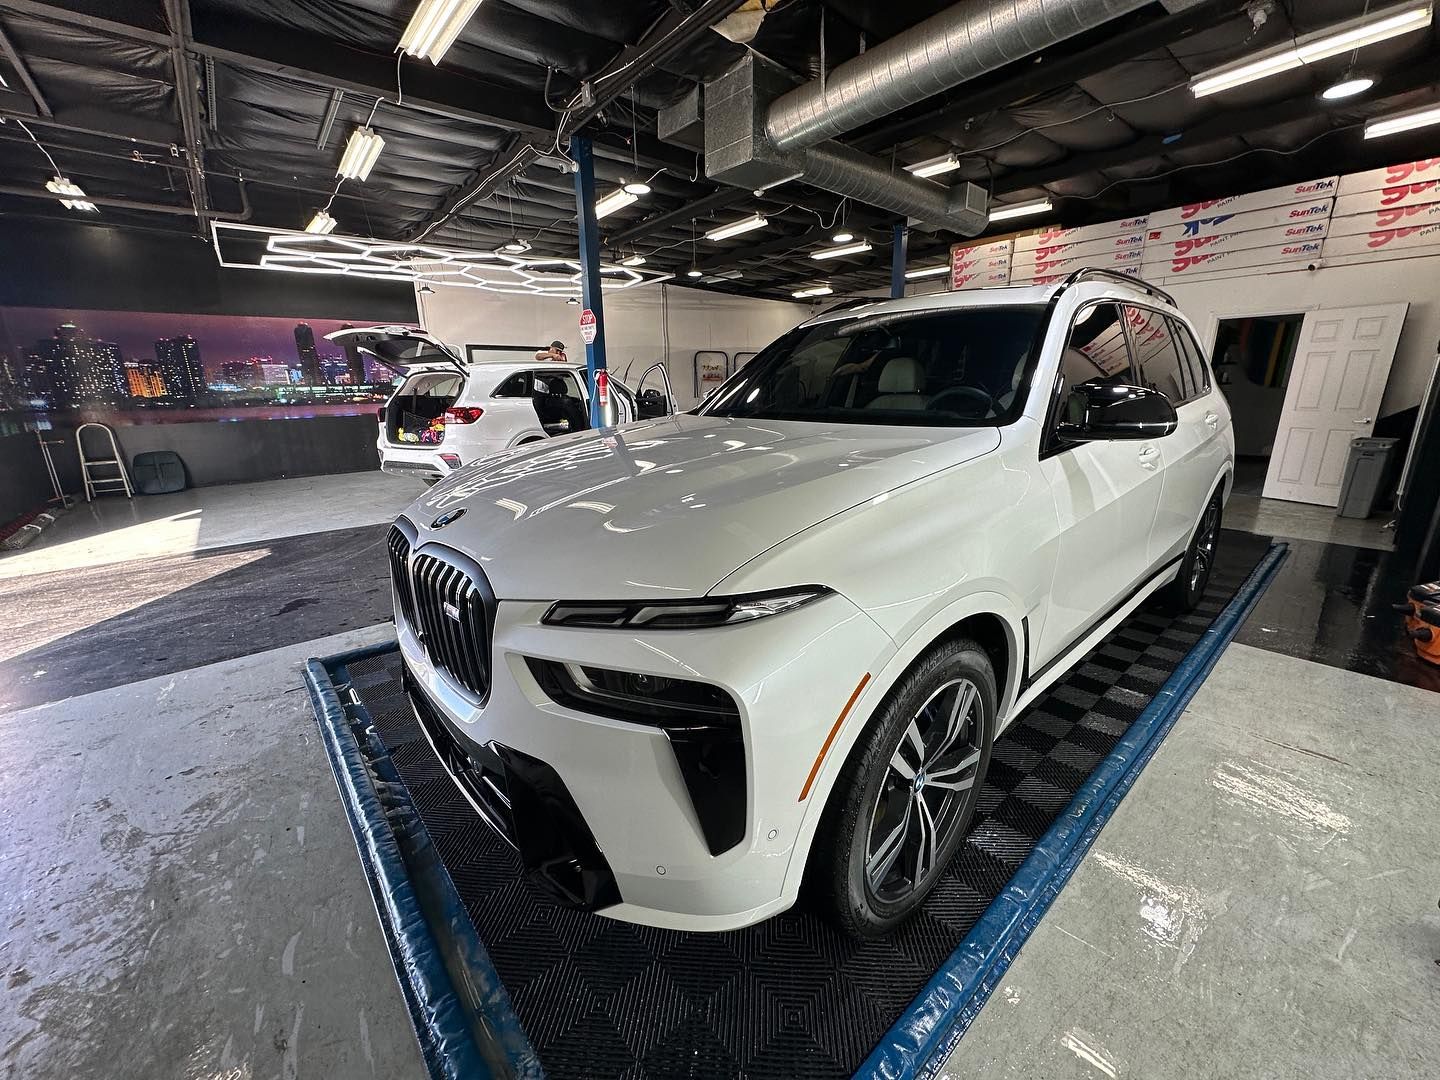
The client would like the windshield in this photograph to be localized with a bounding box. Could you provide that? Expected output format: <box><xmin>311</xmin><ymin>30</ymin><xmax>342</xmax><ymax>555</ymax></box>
<box><xmin>700</xmin><ymin>305</ymin><xmax>1047</xmax><ymax>427</ymax></box>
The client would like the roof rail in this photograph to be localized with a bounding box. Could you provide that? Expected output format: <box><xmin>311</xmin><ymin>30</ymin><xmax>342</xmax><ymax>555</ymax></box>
<box><xmin>1062</xmin><ymin>266</ymin><xmax>1176</xmax><ymax>307</ymax></box>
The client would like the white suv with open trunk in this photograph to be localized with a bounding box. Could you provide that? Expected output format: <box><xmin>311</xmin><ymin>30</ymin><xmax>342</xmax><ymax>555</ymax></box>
<box><xmin>331</xmin><ymin>327</ymin><xmax>669</xmax><ymax>483</ymax></box>
<box><xmin>386</xmin><ymin>270</ymin><xmax>1233</xmax><ymax>937</ymax></box>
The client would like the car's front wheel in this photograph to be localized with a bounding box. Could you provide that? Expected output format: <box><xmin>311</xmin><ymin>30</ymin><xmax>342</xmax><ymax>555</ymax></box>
<box><xmin>815</xmin><ymin>639</ymin><xmax>996</xmax><ymax>938</ymax></box>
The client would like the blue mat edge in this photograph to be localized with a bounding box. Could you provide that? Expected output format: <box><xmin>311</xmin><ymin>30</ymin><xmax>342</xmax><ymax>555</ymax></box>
<box><xmin>305</xmin><ymin>641</ymin><xmax>542</xmax><ymax>1080</ymax></box>
<box><xmin>855</xmin><ymin>540</ymin><xmax>1290</xmax><ymax>1080</ymax></box>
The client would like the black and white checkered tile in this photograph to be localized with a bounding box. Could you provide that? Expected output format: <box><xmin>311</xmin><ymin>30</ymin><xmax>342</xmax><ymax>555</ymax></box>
<box><xmin>343</xmin><ymin>529</ymin><xmax>1272</xmax><ymax>1080</ymax></box>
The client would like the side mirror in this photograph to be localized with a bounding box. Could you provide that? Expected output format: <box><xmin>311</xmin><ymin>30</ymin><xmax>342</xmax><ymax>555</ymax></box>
<box><xmin>1056</xmin><ymin>382</ymin><xmax>1177</xmax><ymax>441</ymax></box>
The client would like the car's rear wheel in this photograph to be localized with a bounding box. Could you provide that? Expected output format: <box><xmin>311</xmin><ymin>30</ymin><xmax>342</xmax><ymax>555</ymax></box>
<box><xmin>815</xmin><ymin>639</ymin><xmax>995</xmax><ymax>938</ymax></box>
<box><xmin>1160</xmin><ymin>492</ymin><xmax>1222</xmax><ymax>613</ymax></box>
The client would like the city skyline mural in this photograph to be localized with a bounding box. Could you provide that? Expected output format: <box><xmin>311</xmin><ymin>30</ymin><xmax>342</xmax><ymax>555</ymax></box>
<box><xmin>0</xmin><ymin>306</ymin><xmax>407</xmax><ymax>426</ymax></box>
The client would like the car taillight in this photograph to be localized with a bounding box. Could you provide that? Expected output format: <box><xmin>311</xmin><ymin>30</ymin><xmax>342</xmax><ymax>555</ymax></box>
<box><xmin>376</xmin><ymin>407</ymin><xmax>385</xmax><ymax>422</ymax></box>
<box><xmin>444</xmin><ymin>406</ymin><xmax>484</xmax><ymax>424</ymax></box>
<box><xmin>439</xmin><ymin>453</ymin><xmax>463</xmax><ymax>470</ymax></box>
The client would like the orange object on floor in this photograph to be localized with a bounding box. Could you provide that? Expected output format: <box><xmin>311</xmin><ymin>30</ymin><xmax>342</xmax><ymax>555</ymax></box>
<box><xmin>1409</xmin><ymin>604</ymin><xmax>1440</xmax><ymax>666</ymax></box>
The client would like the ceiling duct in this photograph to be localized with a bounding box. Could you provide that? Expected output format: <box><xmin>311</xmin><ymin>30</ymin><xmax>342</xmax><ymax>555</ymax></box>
<box><xmin>702</xmin><ymin>54</ymin><xmax>987</xmax><ymax>234</ymax></box>
<box><xmin>765</xmin><ymin>0</ymin><xmax>1155</xmax><ymax>152</ymax></box>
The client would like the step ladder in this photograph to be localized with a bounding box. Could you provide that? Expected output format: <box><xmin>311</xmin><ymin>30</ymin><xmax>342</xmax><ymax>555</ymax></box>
<box><xmin>76</xmin><ymin>422</ymin><xmax>134</xmax><ymax>501</ymax></box>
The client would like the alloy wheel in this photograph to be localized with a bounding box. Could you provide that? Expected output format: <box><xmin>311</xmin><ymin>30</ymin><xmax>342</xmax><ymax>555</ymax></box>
<box><xmin>864</xmin><ymin>678</ymin><xmax>983</xmax><ymax>904</ymax></box>
<box><xmin>1190</xmin><ymin>501</ymin><xmax>1220</xmax><ymax>593</ymax></box>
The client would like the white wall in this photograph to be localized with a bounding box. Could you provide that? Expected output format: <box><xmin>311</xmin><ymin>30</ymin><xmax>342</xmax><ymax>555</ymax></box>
<box><xmin>1160</xmin><ymin>253</ymin><xmax>1440</xmax><ymax>419</ymax></box>
<box><xmin>416</xmin><ymin>283</ymin><xmax>812</xmax><ymax>408</ymax></box>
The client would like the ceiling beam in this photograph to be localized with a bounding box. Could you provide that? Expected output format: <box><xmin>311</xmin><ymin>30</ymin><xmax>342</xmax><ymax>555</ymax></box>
<box><xmin>163</xmin><ymin>0</ymin><xmax>210</xmax><ymax>236</ymax></box>
<box><xmin>607</xmin><ymin>189</ymin><xmax>749</xmax><ymax>245</ymax></box>
<box><xmin>850</xmin><ymin>0</ymin><xmax>1248</xmax><ymax>153</ymax></box>
<box><xmin>0</xmin><ymin>0</ymin><xmax>171</xmax><ymax>47</ymax></box>
<box><xmin>994</xmin><ymin>58</ymin><xmax>1440</xmax><ymax>196</ymax></box>
<box><xmin>0</xmin><ymin>17</ymin><xmax>51</xmax><ymax>117</ymax></box>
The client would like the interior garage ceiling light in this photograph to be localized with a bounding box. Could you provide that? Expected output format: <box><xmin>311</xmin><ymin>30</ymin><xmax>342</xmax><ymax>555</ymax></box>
<box><xmin>831</xmin><ymin>230</ymin><xmax>855</xmax><ymax>243</ymax></box>
<box><xmin>1322</xmin><ymin>74</ymin><xmax>1375</xmax><ymax>99</ymax></box>
<box><xmin>398</xmin><ymin>0</ymin><xmax>484</xmax><ymax>64</ymax></box>
<box><xmin>622</xmin><ymin>179</ymin><xmax>652</xmax><ymax>195</ymax></box>
<box><xmin>621</xmin><ymin>254</ymin><xmax>647</xmax><ymax>266</ymax></box>
<box><xmin>705</xmin><ymin>213</ymin><xmax>768</xmax><ymax>241</ymax></box>
<box><xmin>1190</xmin><ymin>1</ymin><xmax>1432</xmax><ymax>97</ymax></box>
<box><xmin>304</xmin><ymin>209</ymin><xmax>338</xmax><ymax>234</ymax></box>
<box><xmin>500</xmin><ymin>236</ymin><xmax>531</xmax><ymax>253</ymax></box>
<box><xmin>905</xmin><ymin>153</ymin><xmax>961</xmax><ymax>178</ymax></box>
<box><xmin>793</xmin><ymin>285</ymin><xmax>833</xmax><ymax>298</ymax></box>
<box><xmin>595</xmin><ymin>187</ymin><xmax>640</xmax><ymax>219</ymax></box>
<box><xmin>812</xmin><ymin>239</ymin><xmax>872</xmax><ymax>260</ymax></box>
<box><xmin>905</xmin><ymin>264</ymin><xmax>950</xmax><ymax>279</ymax></box>
<box><xmin>337</xmin><ymin>127</ymin><xmax>385</xmax><ymax>181</ymax></box>
<box><xmin>1364</xmin><ymin>100</ymin><xmax>1440</xmax><ymax>138</ymax></box>
<box><xmin>989</xmin><ymin>198</ymin><xmax>1053</xmax><ymax>222</ymax></box>
<box><xmin>686</xmin><ymin>266</ymin><xmax>704</xmax><ymax>278</ymax></box>
<box><xmin>46</xmin><ymin>176</ymin><xmax>97</xmax><ymax>212</ymax></box>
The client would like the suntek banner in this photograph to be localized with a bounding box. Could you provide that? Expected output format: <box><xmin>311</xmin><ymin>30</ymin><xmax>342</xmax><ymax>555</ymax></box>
<box><xmin>1333</xmin><ymin>179</ymin><xmax>1440</xmax><ymax>218</ymax></box>
<box><xmin>949</xmin><ymin>238</ymin><xmax>1012</xmax><ymax>290</ymax></box>
<box><xmin>1014</xmin><ymin>215</ymin><xmax>1147</xmax><ymax>251</ymax></box>
<box><xmin>1147</xmin><ymin>177</ymin><xmax>1338</xmax><ymax>230</ymax></box>
<box><xmin>1145</xmin><ymin>200</ymin><xmax>1333</xmax><ymax>242</ymax></box>
<box><xmin>1013</xmin><ymin>266</ymin><xmax>1140</xmax><ymax>287</ymax></box>
<box><xmin>1011</xmin><ymin>232</ymin><xmax>1147</xmax><ymax>267</ymax></box>
<box><xmin>1011</xmin><ymin>247</ymin><xmax>1143</xmax><ymax>278</ymax></box>
<box><xmin>1154</xmin><ymin>240</ymin><xmax>1323</xmax><ymax>277</ymax></box>
<box><xmin>1336</xmin><ymin>158</ymin><xmax>1440</xmax><ymax>195</ymax></box>
<box><xmin>1327</xmin><ymin>198</ymin><xmax>1440</xmax><ymax>236</ymax></box>
<box><xmin>950</xmin><ymin>267</ymin><xmax>1012</xmax><ymax>290</ymax></box>
<box><xmin>1322</xmin><ymin>222</ymin><xmax>1440</xmax><ymax>256</ymax></box>
<box><xmin>1142</xmin><ymin>221</ymin><xmax>1330</xmax><ymax>266</ymax></box>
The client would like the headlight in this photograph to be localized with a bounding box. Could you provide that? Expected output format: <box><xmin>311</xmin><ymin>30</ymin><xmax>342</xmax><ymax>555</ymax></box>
<box><xmin>541</xmin><ymin>586</ymin><xmax>832</xmax><ymax>630</ymax></box>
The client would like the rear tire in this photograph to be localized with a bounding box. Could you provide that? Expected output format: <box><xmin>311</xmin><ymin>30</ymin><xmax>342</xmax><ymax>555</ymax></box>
<box><xmin>1159</xmin><ymin>492</ymin><xmax>1222</xmax><ymax>613</ymax></box>
<box><xmin>814</xmin><ymin>639</ymin><xmax>996</xmax><ymax>939</ymax></box>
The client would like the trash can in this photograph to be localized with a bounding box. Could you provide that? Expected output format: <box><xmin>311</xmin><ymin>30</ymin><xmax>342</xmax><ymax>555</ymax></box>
<box><xmin>1337</xmin><ymin>437</ymin><xmax>1399</xmax><ymax>519</ymax></box>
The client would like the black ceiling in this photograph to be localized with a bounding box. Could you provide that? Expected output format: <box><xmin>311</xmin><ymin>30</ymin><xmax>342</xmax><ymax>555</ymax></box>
<box><xmin>2</xmin><ymin>0</ymin><xmax>1439</xmax><ymax>301</ymax></box>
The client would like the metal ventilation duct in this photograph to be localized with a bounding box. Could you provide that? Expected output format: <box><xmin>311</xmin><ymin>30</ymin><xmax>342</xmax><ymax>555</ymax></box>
<box><xmin>765</xmin><ymin>0</ymin><xmax>1155</xmax><ymax>152</ymax></box>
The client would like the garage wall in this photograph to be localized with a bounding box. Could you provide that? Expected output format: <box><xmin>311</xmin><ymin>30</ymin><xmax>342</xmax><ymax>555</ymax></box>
<box><xmin>1166</xmin><ymin>255</ymin><xmax>1440</xmax><ymax>420</ymax></box>
<box><xmin>416</xmin><ymin>283</ymin><xmax>811</xmax><ymax>407</ymax></box>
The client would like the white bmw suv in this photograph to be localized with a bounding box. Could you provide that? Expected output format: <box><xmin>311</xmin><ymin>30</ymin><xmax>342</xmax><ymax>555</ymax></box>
<box><xmin>387</xmin><ymin>269</ymin><xmax>1233</xmax><ymax>937</ymax></box>
<box><xmin>330</xmin><ymin>327</ymin><xmax>668</xmax><ymax>483</ymax></box>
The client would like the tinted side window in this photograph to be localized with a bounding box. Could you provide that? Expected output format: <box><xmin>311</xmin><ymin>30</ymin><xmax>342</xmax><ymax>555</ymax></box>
<box><xmin>1059</xmin><ymin>303</ymin><xmax>1135</xmax><ymax>392</ymax></box>
<box><xmin>493</xmin><ymin>371</ymin><xmax>532</xmax><ymax>397</ymax></box>
<box><xmin>1167</xmin><ymin>316</ymin><xmax>1211</xmax><ymax>397</ymax></box>
<box><xmin>532</xmin><ymin>370</ymin><xmax>584</xmax><ymax>400</ymax></box>
<box><xmin>1123</xmin><ymin>305</ymin><xmax>1190</xmax><ymax>404</ymax></box>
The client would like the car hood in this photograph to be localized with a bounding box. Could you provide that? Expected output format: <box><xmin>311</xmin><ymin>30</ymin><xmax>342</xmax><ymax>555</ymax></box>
<box><xmin>406</xmin><ymin>414</ymin><xmax>1000</xmax><ymax>600</ymax></box>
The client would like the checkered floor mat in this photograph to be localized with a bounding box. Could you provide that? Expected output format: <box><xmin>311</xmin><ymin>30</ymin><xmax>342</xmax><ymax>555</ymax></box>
<box><xmin>342</xmin><ymin>529</ymin><xmax>1273</xmax><ymax>1080</ymax></box>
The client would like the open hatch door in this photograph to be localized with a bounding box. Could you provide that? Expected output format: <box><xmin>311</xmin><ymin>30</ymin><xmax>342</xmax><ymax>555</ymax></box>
<box><xmin>325</xmin><ymin>326</ymin><xmax>465</xmax><ymax>376</ymax></box>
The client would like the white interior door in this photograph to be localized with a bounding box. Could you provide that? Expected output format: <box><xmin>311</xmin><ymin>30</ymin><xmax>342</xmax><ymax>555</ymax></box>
<box><xmin>1263</xmin><ymin>303</ymin><xmax>1408</xmax><ymax>506</ymax></box>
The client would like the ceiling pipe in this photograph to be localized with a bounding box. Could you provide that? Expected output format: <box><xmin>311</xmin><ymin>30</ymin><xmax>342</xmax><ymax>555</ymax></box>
<box><xmin>765</xmin><ymin>0</ymin><xmax>1155</xmax><ymax>153</ymax></box>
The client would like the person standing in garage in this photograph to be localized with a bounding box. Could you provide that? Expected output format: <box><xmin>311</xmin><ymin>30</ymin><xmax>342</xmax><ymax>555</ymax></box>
<box><xmin>534</xmin><ymin>340</ymin><xmax>568</xmax><ymax>362</ymax></box>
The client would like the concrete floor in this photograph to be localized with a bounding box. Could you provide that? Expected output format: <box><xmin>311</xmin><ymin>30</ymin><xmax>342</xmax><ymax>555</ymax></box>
<box><xmin>940</xmin><ymin>643</ymin><xmax>1440</xmax><ymax>1080</ymax></box>
<box><xmin>1</xmin><ymin>472</ymin><xmax>1436</xmax><ymax>1079</ymax></box>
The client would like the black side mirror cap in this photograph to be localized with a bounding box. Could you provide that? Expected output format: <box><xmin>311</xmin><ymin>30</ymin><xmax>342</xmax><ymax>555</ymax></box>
<box><xmin>1055</xmin><ymin>382</ymin><xmax>1178</xmax><ymax>441</ymax></box>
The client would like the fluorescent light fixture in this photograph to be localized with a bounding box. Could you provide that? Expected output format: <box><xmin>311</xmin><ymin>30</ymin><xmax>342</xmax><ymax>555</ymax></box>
<box><xmin>905</xmin><ymin>153</ymin><xmax>961</xmax><ymax>178</ymax></box>
<box><xmin>594</xmin><ymin>187</ymin><xmax>639</xmax><ymax>219</ymax></box>
<box><xmin>793</xmin><ymin>285</ymin><xmax>833</xmax><ymax>298</ymax></box>
<box><xmin>1364</xmin><ymin>100</ymin><xmax>1440</xmax><ymax>138</ymax></box>
<box><xmin>812</xmin><ymin>240</ymin><xmax>872</xmax><ymax>260</ymax></box>
<box><xmin>398</xmin><ymin>0</ymin><xmax>484</xmax><ymax>63</ymax></box>
<box><xmin>832</xmin><ymin>230</ymin><xmax>855</xmax><ymax>243</ymax></box>
<box><xmin>1190</xmin><ymin>1</ymin><xmax>1432</xmax><ymax>97</ymax></box>
<box><xmin>46</xmin><ymin>176</ymin><xmax>97</xmax><ymax>212</ymax></box>
<box><xmin>337</xmin><ymin>126</ymin><xmax>385</xmax><ymax>181</ymax></box>
<box><xmin>1322</xmin><ymin>74</ymin><xmax>1375</xmax><ymax>100</ymax></box>
<box><xmin>705</xmin><ymin>213</ymin><xmax>768</xmax><ymax>241</ymax></box>
<box><xmin>305</xmin><ymin>209</ymin><xmax>338</xmax><ymax>234</ymax></box>
<box><xmin>621</xmin><ymin>254</ymin><xmax>647</xmax><ymax>266</ymax></box>
<box><xmin>622</xmin><ymin>179</ymin><xmax>652</xmax><ymax>195</ymax></box>
<box><xmin>988</xmin><ymin>198</ymin><xmax>1053</xmax><ymax>222</ymax></box>
<box><xmin>905</xmin><ymin>264</ymin><xmax>950</xmax><ymax>280</ymax></box>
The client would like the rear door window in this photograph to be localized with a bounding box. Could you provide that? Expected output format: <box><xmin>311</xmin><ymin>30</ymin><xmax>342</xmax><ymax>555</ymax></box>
<box><xmin>1122</xmin><ymin>305</ymin><xmax>1193</xmax><ymax>405</ymax></box>
<box><xmin>1167</xmin><ymin>316</ymin><xmax>1211</xmax><ymax>397</ymax></box>
<box><xmin>493</xmin><ymin>371</ymin><xmax>533</xmax><ymax>397</ymax></box>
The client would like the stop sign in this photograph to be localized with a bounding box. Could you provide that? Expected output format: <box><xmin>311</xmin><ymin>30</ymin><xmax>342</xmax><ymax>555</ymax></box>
<box><xmin>579</xmin><ymin>308</ymin><xmax>597</xmax><ymax>344</ymax></box>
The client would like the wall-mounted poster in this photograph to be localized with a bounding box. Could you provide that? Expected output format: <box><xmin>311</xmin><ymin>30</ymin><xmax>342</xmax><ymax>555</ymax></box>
<box><xmin>0</xmin><ymin>306</ymin><xmax>399</xmax><ymax>430</ymax></box>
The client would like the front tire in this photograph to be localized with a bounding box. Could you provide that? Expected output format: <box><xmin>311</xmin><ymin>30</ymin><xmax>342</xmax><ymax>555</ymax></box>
<box><xmin>815</xmin><ymin>639</ymin><xmax>996</xmax><ymax>939</ymax></box>
<box><xmin>1160</xmin><ymin>492</ymin><xmax>1222</xmax><ymax>613</ymax></box>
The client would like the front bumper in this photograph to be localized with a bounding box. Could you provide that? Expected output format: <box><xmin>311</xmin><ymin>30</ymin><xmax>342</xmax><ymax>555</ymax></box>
<box><xmin>395</xmin><ymin>576</ymin><xmax>894</xmax><ymax>930</ymax></box>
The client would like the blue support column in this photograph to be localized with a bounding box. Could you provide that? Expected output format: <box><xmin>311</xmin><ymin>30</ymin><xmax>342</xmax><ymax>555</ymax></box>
<box><xmin>890</xmin><ymin>222</ymin><xmax>909</xmax><ymax>300</ymax></box>
<box><xmin>572</xmin><ymin>136</ymin><xmax>610</xmax><ymax>429</ymax></box>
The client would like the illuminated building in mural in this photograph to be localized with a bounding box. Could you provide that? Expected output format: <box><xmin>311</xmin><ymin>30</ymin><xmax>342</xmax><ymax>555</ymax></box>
<box><xmin>155</xmin><ymin>335</ymin><xmax>206</xmax><ymax>399</ymax></box>
<box><xmin>124</xmin><ymin>361</ymin><xmax>169</xmax><ymax>398</ymax></box>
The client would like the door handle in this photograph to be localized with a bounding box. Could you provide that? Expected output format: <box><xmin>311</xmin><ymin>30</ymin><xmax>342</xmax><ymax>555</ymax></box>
<box><xmin>1204</xmin><ymin>412</ymin><xmax>1219</xmax><ymax>428</ymax></box>
<box><xmin>1138</xmin><ymin>445</ymin><xmax>1160</xmax><ymax>470</ymax></box>
<box><xmin>1352</xmin><ymin>417</ymin><xmax>1373</xmax><ymax>424</ymax></box>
